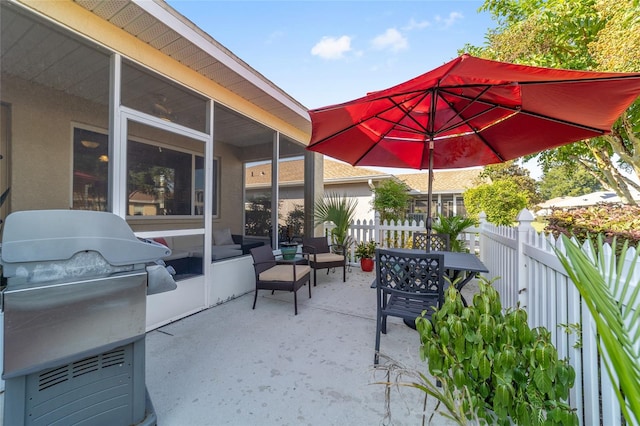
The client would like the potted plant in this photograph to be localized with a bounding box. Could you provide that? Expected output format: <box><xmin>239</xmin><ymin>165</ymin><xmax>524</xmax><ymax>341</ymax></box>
<box><xmin>378</xmin><ymin>278</ymin><xmax>578</xmax><ymax>425</ymax></box>
<box><xmin>279</xmin><ymin>225</ymin><xmax>298</xmax><ymax>260</ymax></box>
<box><xmin>355</xmin><ymin>240</ymin><xmax>376</xmax><ymax>272</ymax></box>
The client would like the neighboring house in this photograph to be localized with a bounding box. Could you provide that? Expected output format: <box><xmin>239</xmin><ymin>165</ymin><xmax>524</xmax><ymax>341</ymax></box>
<box><xmin>397</xmin><ymin>168</ymin><xmax>484</xmax><ymax>221</ymax></box>
<box><xmin>245</xmin><ymin>158</ymin><xmax>393</xmax><ymax>228</ymax></box>
<box><xmin>246</xmin><ymin>159</ymin><xmax>482</xmax><ymax>226</ymax></box>
<box><xmin>536</xmin><ymin>189</ymin><xmax>640</xmax><ymax>216</ymax></box>
<box><xmin>0</xmin><ymin>0</ymin><xmax>317</xmax><ymax>329</ymax></box>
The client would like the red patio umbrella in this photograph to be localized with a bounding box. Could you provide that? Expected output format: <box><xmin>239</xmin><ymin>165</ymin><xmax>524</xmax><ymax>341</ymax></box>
<box><xmin>307</xmin><ymin>54</ymin><xmax>640</xmax><ymax>230</ymax></box>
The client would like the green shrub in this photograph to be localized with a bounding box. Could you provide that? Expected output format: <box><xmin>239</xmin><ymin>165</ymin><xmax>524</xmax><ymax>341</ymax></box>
<box><xmin>545</xmin><ymin>204</ymin><xmax>640</xmax><ymax>248</ymax></box>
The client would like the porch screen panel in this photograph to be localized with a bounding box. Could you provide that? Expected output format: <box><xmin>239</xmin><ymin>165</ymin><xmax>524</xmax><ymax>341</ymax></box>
<box><xmin>245</xmin><ymin>160</ymin><xmax>272</xmax><ymax>240</ymax></box>
<box><xmin>277</xmin><ymin>137</ymin><xmax>306</xmax><ymax>245</ymax></box>
<box><xmin>121</xmin><ymin>60</ymin><xmax>208</xmax><ymax>134</ymax></box>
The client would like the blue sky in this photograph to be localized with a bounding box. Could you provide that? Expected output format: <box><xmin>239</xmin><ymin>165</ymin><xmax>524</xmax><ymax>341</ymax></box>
<box><xmin>167</xmin><ymin>1</ymin><xmax>495</xmax><ymax>109</ymax></box>
<box><xmin>165</xmin><ymin>1</ymin><xmax>545</xmax><ymax>178</ymax></box>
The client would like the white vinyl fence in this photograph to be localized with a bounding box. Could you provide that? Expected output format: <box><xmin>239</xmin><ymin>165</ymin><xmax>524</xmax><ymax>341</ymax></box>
<box><xmin>331</xmin><ymin>209</ymin><xmax>639</xmax><ymax>426</ymax></box>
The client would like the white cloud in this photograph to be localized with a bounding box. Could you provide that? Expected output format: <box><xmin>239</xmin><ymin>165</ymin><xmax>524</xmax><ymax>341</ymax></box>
<box><xmin>371</xmin><ymin>28</ymin><xmax>408</xmax><ymax>52</ymax></box>
<box><xmin>403</xmin><ymin>18</ymin><xmax>430</xmax><ymax>31</ymax></box>
<box><xmin>265</xmin><ymin>30</ymin><xmax>285</xmax><ymax>45</ymax></box>
<box><xmin>435</xmin><ymin>12</ymin><xmax>464</xmax><ymax>28</ymax></box>
<box><xmin>311</xmin><ymin>36</ymin><xmax>352</xmax><ymax>60</ymax></box>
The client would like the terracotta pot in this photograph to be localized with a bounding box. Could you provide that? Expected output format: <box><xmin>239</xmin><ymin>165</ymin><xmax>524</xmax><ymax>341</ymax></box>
<box><xmin>360</xmin><ymin>258</ymin><xmax>374</xmax><ymax>272</ymax></box>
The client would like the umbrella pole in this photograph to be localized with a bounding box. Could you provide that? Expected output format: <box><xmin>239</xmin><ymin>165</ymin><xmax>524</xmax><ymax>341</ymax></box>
<box><xmin>426</xmin><ymin>140</ymin><xmax>434</xmax><ymax>233</ymax></box>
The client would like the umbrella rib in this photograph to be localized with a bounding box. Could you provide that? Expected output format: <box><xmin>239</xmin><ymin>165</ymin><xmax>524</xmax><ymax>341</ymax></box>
<box><xmin>351</xmin><ymin>90</ymin><xmax>433</xmax><ymax>165</ymax></box>
<box><xmin>435</xmin><ymin>86</ymin><xmax>495</xmax><ymax>135</ymax></box>
<box><xmin>440</xmin><ymin>88</ymin><xmax>608</xmax><ymax>134</ymax></box>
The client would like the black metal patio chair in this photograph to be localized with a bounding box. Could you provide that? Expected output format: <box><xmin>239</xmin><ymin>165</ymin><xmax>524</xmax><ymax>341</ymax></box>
<box><xmin>412</xmin><ymin>232</ymin><xmax>450</xmax><ymax>252</ymax></box>
<box><xmin>374</xmin><ymin>248</ymin><xmax>445</xmax><ymax>364</ymax></box>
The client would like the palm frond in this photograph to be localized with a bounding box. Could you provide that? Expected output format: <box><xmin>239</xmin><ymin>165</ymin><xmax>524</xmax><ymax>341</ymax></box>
<box><xmin>555</xmin><ymin>235</ymin><xmax>640</xmax><ymax>425</ymax></box>
<box><xmin>313</xmin><ymin>193</ymin><xmax>358</xmax><ymax>246</ymax></box>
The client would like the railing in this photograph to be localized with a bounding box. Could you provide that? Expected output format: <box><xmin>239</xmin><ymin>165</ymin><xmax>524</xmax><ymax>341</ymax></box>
<box><xmin>329</xmin><ymin>209</ymin><xmax>638</xmax><ymax>426</ymax></box>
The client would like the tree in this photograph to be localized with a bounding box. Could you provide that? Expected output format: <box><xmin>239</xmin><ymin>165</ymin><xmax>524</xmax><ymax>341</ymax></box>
<box><xmin>371</xmin><ymin>179</ymin><xmax>410</xmax><ymax>222</ymax></box>
<box><xmin>539</xmin><ymin>164</ymin><xmax>603</xmax><ymax>199</ymax></box>
<box><xmin>479</xmin><ymin>161</ymin><xmax>542</xmax><ymax>206</ymax></box>
<box><xmin>466</xmin><ymin>0</ymin><xmax>640</xmax><ymax>205</ymax></box>
<box><xmin>463</xmin><ymin>179</ymin><xmax>528</xmax><ymax>226</ymax></box>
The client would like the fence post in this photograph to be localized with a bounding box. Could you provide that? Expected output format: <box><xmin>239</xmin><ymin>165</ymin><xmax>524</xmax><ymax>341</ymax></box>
<box><xmin>478</xmin><ymin>212</ymin><xmax>487</xmax><ymax>264</ymax></box>
<box><xmin>516</xmin><ymin>208</ymin><xmax>535</xmax><ymax>310</ymax></box>
<box><xmin>374</xmin><ymin>211</ymin><xmax>381</xmax><ymax>247</ymax></box>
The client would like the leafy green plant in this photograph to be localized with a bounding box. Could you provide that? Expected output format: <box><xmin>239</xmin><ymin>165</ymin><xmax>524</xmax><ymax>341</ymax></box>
<box><xmin>313</xmin><ymin>192</ymin><xmax>357</xmax><ymax>249</ymax></box>
<box><xmin>416</xmin><ymin>279</ymin><xmax>578</xmax><ymax>425</ymax></box>
<box><xmin>371</xmin><ymin>179</ymin><xmax>410</xmax><ymax>222</ymax></box>
<box><xmin>555</xmin><ymin>234</ymin><xmax>640</xmax><ymax>425</ymax></box>
<box><xmin>432</xmin><ymin>215</ymin><xmax>478</xmax><ymax>252</ymax></box>
<box><xmin>354</xmin><ymin>240</ymin><xmax>376</xmax><ymax>260</ymax></box>
<box><xmin>464</xmin><ymin>180</ymin><xmax>528</xmax><ymax>226</ymax></box>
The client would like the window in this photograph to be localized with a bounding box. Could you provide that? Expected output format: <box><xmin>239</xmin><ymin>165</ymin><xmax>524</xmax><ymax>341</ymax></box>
<box><xmin>127</xmin><ymin>141</ymin><xmax>193</xmax><ymax>216</ymax></box>
<box><xmin>72</xmin><ymin>126</ymin><xmax>214</xmax><ymax>217</ymax></box>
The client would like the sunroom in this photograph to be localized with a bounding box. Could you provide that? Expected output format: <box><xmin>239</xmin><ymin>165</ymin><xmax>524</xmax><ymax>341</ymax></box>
<box><xmin>0</xmin><ymin>0</ymin><xmax>319</xmax><ymax>330</ymax></box>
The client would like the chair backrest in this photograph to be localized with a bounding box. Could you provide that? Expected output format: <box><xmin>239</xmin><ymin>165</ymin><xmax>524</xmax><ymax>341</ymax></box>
<box><xmin>375</xmin><ymin>248</ymin><xmax>445</xmax><ymax>301</ymax></box>
<box><xmin>412</xmin><ymin>232</ymin><xmax>450</xmax><ymax>252</ymax></box>
<box><xmin>302</xmin><ymin>236</ymin><xmax>330</xmax><ymax>254</ymax></box>
<box><xmin>250</xmin><ymin>245</ymin><xmax>276</xmax><ymax>275</ymax></box>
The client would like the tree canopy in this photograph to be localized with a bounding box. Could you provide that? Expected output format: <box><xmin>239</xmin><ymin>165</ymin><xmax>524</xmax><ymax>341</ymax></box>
<box><xmin>479</xmin><ymin>161</ymin><xmax>542</xmax><ymax>206</ymax></box>
<box><xmin>539</xmin><ymin>164</ymin><xmax>603</xmax><ymax>199</ymax></box>
<box><xmin>371</xmin><ymin>179</ymin><xmax>410</xmax><ymax>222</ymax></box>
<box><xmin>464</xmin><ymin>179</ymin><xmax>528</xmax><ymax>226</ymax></box>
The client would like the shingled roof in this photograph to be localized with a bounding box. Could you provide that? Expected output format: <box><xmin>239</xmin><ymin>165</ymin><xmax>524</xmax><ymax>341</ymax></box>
<box><xmin>396</xmin><ymin>168</ymin><xmax>483</xmax><ymax>193</ymax></box>
<box><xmin>246</xmin><ymin>159</ymin><xmax>483</xmax><ymax>192</ymax></box>
<box><xmin>245</xmin><ymin>158</ymin><xmax>391</xmax><ymax>187</ymax></box>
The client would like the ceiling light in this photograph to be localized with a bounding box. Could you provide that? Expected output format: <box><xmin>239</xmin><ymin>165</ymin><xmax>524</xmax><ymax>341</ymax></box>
<box><xmin>81</xmin><ymin>140</ymin><xmax>100</xmax><ymax>149</ymax></box>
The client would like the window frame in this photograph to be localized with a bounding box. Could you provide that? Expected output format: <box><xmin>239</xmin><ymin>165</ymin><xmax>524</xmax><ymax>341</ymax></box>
<box><xmin>71</xmin><ymin>124</ymin><xmax>214</xmax><ymax>218</ymax></box>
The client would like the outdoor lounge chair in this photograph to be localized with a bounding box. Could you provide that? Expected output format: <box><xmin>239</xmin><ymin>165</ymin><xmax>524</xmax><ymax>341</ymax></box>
<box><xmin>302</xmin><ymin>236</ymin><xmax>346</xmax><ymax>286</ymax></box>
<box><xmin>412</xmin><ymin>232</ymin><xmax>450</xmax><ymax>252</ymax></box>
<box><xmin>250</xmin><ymin>245</ymin><xmax>311</xmax><ymax>315</ymax></box>
<box><xmin>374</xmin><ymin>248</ymin><xmax>445</xmax><ymax>364</ymax></box>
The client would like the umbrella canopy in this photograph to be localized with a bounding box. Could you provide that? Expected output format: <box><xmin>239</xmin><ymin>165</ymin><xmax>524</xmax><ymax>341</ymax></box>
<box><xmin>307</xmin><ymin>54</ymin><xmax>640</xmax><ymax>230</ymax></box>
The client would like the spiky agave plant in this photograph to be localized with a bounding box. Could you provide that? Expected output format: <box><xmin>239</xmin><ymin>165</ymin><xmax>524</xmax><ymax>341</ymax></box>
<box><xmin>313</xmin><ymin>193</ymin><xmax>357</xmax><ymax>249</ymax></box>
<box><xmin>555</xmin><ymin>234</ymin><xmax>640</xmax><ymax>426</ymax></box>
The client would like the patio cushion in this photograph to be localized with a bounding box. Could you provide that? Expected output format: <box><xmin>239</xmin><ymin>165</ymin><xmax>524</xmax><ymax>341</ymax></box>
<box><xmin>213</xmin><ymin>228</ymin><xmax>235</xmax><ymax>246</ymax></box>
<box><xmin>259</xmin><ymin>265</ymin><xmax>311</xmax><ymax>282</ymax></box>
<box><xmin>311</xmin><ymin>253</ymin><xmax>344</xmax><ymax>263</ymax></box>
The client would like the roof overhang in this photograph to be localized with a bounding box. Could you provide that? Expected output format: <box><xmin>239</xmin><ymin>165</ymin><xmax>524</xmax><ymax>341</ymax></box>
<box><xmin>79</xmin><ymin>0</ymin><xmax>309</xmax><ymax>135</ymax></box>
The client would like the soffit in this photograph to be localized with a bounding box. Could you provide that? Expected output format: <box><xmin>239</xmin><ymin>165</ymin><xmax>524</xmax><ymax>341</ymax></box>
<box><xmin>72</xmin><ymin>0</ymin><xmax>311</xmax><ymax>139</ymax></box>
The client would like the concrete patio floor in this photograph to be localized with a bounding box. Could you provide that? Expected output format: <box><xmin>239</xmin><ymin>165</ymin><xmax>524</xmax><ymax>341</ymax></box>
<box><xmin>146</xmin><ymin>266</ymin><xmax>479</xmax><ymax>426</ymax></box>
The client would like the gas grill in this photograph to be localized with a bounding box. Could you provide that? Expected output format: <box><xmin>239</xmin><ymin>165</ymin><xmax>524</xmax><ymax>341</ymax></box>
<box><xmin>0</xmin><ymin>210</ymin><xmax>176</xmax><ymax>425</ymax></box>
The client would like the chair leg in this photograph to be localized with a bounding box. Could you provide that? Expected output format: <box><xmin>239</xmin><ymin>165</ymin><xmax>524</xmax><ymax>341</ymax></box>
<box><xmin>375</xmin><ymin>313</ymin><xmax>382</xmax><ymax>364</ymax></box>
<box><xmin>294</xmin><ymin>288</ymin><xmax>298</xmax><ymax>315</ymax></box>
<box><xmin>252</xmin><ymin>289</ymin><xmax>258</xmax><ymax>309</ymax></box>
<box><xmin>342</xmin><ymin>265</ymin><xmax>346</xmax><ymax>282</ymax></box>
<box><xmin>308</xmin><ymin>278</ymin><xmax>312</xmax><ymax>298</ymax></box>
<box><xmin>313</xmin><ymin>269</ymin><xmax>317</xmax><ymax>287</ymax></box>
